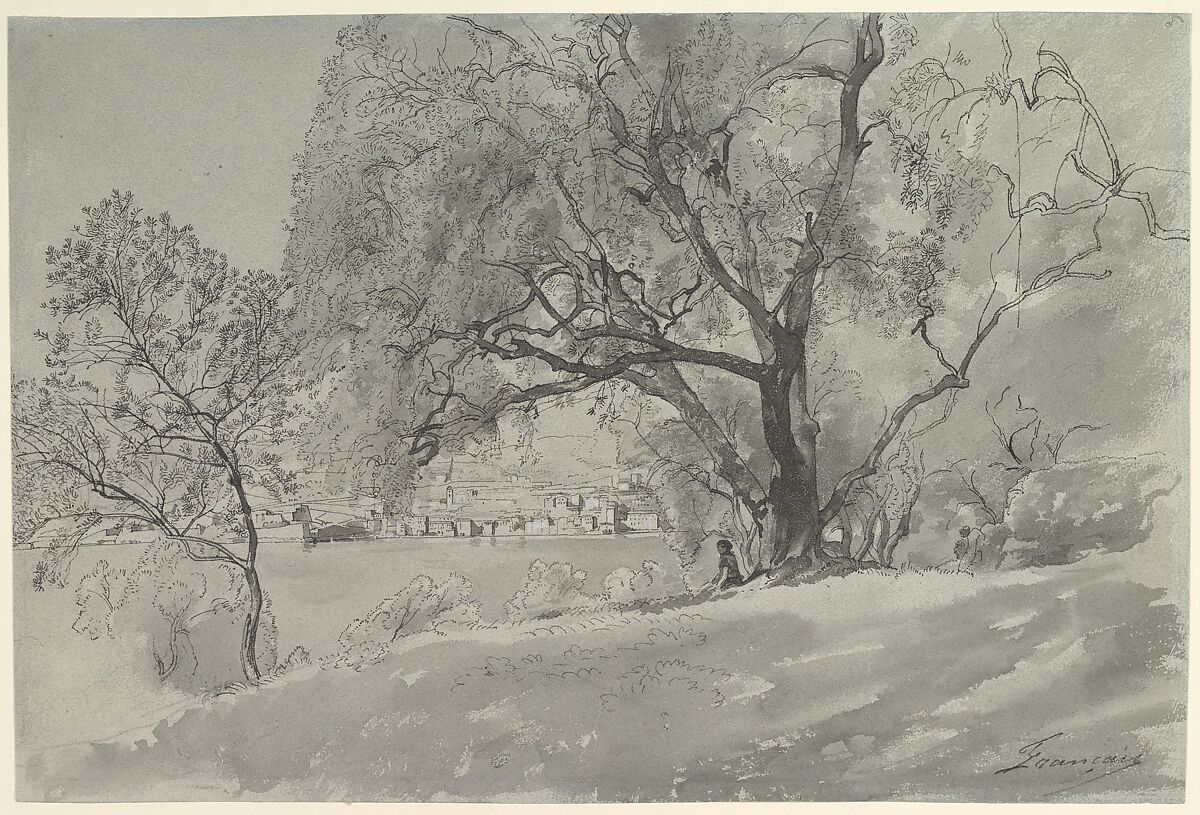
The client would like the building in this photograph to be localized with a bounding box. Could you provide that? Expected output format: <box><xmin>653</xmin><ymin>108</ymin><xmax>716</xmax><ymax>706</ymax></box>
<box><xmin>278</xmin><ymin>461</ymin><xmax>663</xmax><ymax>541</ymax></box>
<box><xmin>624</xmin><ymin>510</ymin><xmax>660</xmax><ymax>531</ymax></box>
<box><xmin>395</xmin><ymin>514</ymin><xmax>425</xmax><ymax>537</ymax></box>
<box><xmin>496</xmin><ymin>516</ymin><xmax>525</xmax><ymax>535</ymax></box>
<box><xmin>253</xmin><ymin>509</ymin><xmax>289</xmax><ymax>528</ymax></box>
<box><xmin>427</xmin><ymin>517</ymin><xmax>456</xmax><ymax>537</ymax></box>
<box><xmin>447</xmin><ymin>484</ymin><xmax>487</xmax><ymax>505</ymax></box>
<box><xmin>568</xmin><ymin>514</ymin><xmax>599</xmax><ymax>534</ymax></box>
<box><xmin>455</xmin><ymin>518</ymin><xmax>484</xmax><ymax>537</ymax></box>
<box><xmin>361</xmin><ymin>507</ymin><xmax>390</xmax><ymax>535</ymax></box>
<box><xmin>603</xmin><ymin>501</ymin><xmax>619</xmax><ymax>528</ymax></box>
<box><xmin>526</xmin><ymin>516</ymin><xmax>553</xmax><ymax>536</ymax></box>
<box><xmin>622</xmin><ymin>493</ymin><xmax>661</xmax><ymax>532</ymax></box>
<box><xmin>309</xmin><ymin>521</ymin><xmax>371</xmax><ymax>543</ymax></box>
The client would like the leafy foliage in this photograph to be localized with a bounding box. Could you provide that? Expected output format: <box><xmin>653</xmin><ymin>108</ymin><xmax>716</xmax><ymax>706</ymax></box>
<box><xmin>504</xmin><ymin>559</ymin><xmax>590</xmax><ymax>621</ymax></box>
<box><xmin>883</xmin><ymin>14</ymin><xmax>918</xmax><ymax>66</ymax></box>
<box><xmin>70</xmin><ymin>540</ymin><xmax>279</xmax><ymax>690</ymax></box>
<box><xmin>601</xmin><ymin>560</ymin><xmax>664</xmax><ymax>603</ymax></box>
<box><xmin>285</xmin><ymin>12</ymin><xmax>1183</xmax><ymax>569</ymax></box>
<box><xmin>335</xmin><ymin>574</ymin><xmax>482</xmax><ymax>669</ymax></box>
<box><xmin>13</xmin><ymin>190</ymin><xmax>309</xmax><ymax>683</ymax></box>
<box><xmin>12</xmin><ymin>456</ymin><xmax>82</xmax><ymax>548</ymax></box>
<box><xmin>1003</xmin><ymin>455</ymin><xmax>1178</xmax><ymax>566</ymax></box>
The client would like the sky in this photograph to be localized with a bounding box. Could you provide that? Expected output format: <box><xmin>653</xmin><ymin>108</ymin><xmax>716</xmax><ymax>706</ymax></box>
<box><xmin>8</xmin><ymin>15</ymin><xmax>349</xmax><ymax>368</ymax></box>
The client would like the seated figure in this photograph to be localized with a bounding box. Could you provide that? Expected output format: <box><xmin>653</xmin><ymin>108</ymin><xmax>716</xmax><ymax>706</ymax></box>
<box><xmin>712</xmin><ymin>538</ymin><xmax>745</xmax><ymax>591</ymax></box>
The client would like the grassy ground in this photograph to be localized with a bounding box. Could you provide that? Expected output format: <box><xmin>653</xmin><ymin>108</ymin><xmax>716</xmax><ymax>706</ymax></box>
<box><xmin>13</xmin><ymin>533</ymin><xmax>680</xmax><ymax>752</ymax></box>
<box><xmin>15</xmin><ymin>495</ymin><xmax>1186</xmax><ymax>802</ymax></box>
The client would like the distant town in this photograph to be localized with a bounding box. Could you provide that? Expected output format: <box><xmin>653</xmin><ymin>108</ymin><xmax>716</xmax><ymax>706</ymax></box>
<box><xmin>279</xmin><ymin>465</ymin><xmax>663</xmax><ymax>544</ymax></box>
<box><xmin>23</xmin><ymin>463</ymin><xmax>664</xmax><ymax>550</ymax></box>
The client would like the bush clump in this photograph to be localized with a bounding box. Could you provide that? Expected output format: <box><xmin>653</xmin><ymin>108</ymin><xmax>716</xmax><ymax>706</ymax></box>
<box><xmin>334</xmin><ymin>574</ymin><xmax>482</xmax><ymax>670</ymax></box>
<box><xmin>599</xmin><ymin>659</ymin><xmax>732</xmax><ymax>712</ymax></box>
<box><xmin>504</xmin><ymin>560</ymin><xmax>589</xmax><ymax>621</ymax></box>
<box><xmin>503</xmin><ymin>558</ymin><xmax>670</xmax><ymax>623</ymax></box>
<box><xmin>70</xmin><ymin>540</ymin><xmax>279</xmax><ymax>692</ymax></box>
<box><xmin>601</xmin><ymin>559</ymin><xmax>664</xmax><ymax>603</ymax></box>
<box><xmin>1002</xmin><ymin>454</ymin><xmax>1178</xmax><ymax>566</ymax></box>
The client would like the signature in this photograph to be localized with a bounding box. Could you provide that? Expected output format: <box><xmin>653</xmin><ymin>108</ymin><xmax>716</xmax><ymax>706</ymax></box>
<box><xmin>994</xmin><ymin>732</ymin><xmax>1144</xmax><ymax>795</ymax></box>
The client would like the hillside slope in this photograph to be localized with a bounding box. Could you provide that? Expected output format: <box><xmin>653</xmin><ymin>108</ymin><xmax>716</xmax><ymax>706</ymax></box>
<box><xmin>21</xmin><ymin>539</ymin><xmax>1185</xmax><ymax>802</ymax></box>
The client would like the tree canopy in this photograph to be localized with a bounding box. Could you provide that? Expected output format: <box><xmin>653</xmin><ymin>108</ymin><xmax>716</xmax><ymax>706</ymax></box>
<box><xmin>285</xmin><ymin>12</ymin><xmax>1187</xmax><ymax>572</ymax></box>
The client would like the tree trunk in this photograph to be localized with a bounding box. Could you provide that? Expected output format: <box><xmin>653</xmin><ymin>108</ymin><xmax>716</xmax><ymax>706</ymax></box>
<box><xmin>875</xmin><ymin>513</ymin><xmax>891</xmax><ymax>563</ymax></box>
<box><xmin>882</xmin><ymin>503</ymin><xmax>915</xmax><ymax>567</ymax></box>
<box><xmin>157</xmin><ymin>615</ymin><xmax>185</xmax><ymax>681</ymax></box>
<box><xmin>831</xmin><ymin>506</ymin><xmax>853</xmax><ymax>558</ymax></box>
<box><xmin>855</xmin><ymin>488</ymin><xmax>890</xmax><ymax>560</ymax></box>
<box><xmin>761</xmin><ymin>468</ymin><xmax>822</xmax><ymax>568</ymax></box>
<box><xmin>240</xmin><ymin>565</ymin><xmax>263</xmax><ymax>683</ymax></box>
<box><xmin>854</xmin><ymin>508</ymin><xmax>879</xmax><ymax>560</ymax></box>
<box><xmin>759</xmin><ymin>382</ymin><xmax>823</xmax><ymax>569</ymax></box>
<box><xmin>229</xmin><ymin>469</ymin><xmax>264</xmax><ymax>685</ymax></box>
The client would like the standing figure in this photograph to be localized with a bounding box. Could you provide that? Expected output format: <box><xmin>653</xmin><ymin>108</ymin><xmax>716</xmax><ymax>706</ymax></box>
<box><xmin>954</xmin><ymin>525</ymin><xmax>982</xmax><ymax>572</ymax></box>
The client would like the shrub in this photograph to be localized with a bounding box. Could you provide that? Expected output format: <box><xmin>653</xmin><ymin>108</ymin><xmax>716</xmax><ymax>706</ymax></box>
<box><xmin>273</xmin><ymin>645</ymin><xmax>312</xmax><ymax>677</ymax></box>
<box><xmin>33</xmin><ymin>559</ymin><xmax>65</xmax><ymax>592</ymax></box>
<box><xmin>69</xmin><ymin>540</ymin><xmax>277</xmax><ymax>692</ymax></box>
<box><xmin>601</xmin><ymin>560</ymin><xmax>664</xmax><ymax>603</ymax></box>
<box><xmin>979</xmin><ymin>522</ymin><xmax>1013</xmax><ymax>569</ymax></box>
<box><xmin>599</xmin><ymin>659</ymin><xmax>731</xmax><ymax>712</ymax></box>
<box><xmin>72</xmin><ymin>559</ymin><xmax>126</xmax><ymax>638</ymax></box>
<box><xmin>334</xmin><ymin>573</ymin><xmax>482</xmax><ymax>670</ymax></box>
<box><xmin>1002</xmin><ymin>454</ymin><xmax>1179</xmax><ymax>567</ymax></box>
<box><xmin>451</xmin><ymin>653</ymin><xmax>549</xmax><ymax>692</ymax></box>
<box><xmin>504</xmin><ymin>560</ymin><xmax>589</xmax><ymax>621</ymax></box>
<box><xmin>332</xmin><ymin>641</ymin><xmax>390</xmax><ymax>671</ymax></box>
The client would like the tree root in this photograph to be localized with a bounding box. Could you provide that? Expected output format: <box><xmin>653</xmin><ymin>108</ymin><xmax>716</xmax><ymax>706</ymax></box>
<box><xmin>761</xmin><ymin>555</ymin><xmax>887</xmax><ymax>587</ymax></box>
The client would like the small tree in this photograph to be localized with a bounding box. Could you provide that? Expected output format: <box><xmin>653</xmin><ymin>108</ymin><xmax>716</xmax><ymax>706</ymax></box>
<box><xmin>984</xmin><ymin>386</ymin><xmax>1104</xmax><ymax>475</ymax></box>
<box><xmin>12</xmin><ymin>192</ymin><xmax>307</xmax><ymax>683</ymax></box>
<box><xmin>937</xmin><ymin>388</ymin><xmax>1104</xmax><ymax>529</ymax></box>
<box><xmin>838</xmin><ymin>392</ymin><xmax>957</xmax><ymax>567</ymax></box>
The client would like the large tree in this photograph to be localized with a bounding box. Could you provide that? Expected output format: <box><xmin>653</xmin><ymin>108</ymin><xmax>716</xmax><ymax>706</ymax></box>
<box><xmin>12</xmin><ymin>192</ymin><xmax>306</xmax><ymax>682</ymax></box>
<box><xmin>286</xmin><ymin>13</ymin><xmax>1187</xmax><ymax>573</ymax></box>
